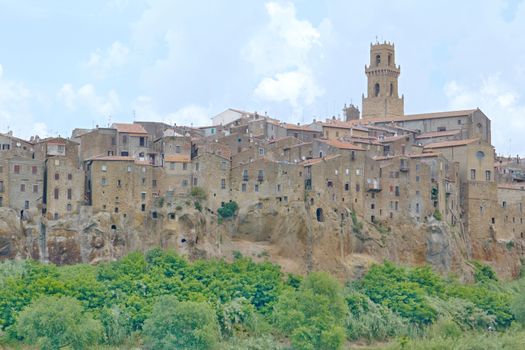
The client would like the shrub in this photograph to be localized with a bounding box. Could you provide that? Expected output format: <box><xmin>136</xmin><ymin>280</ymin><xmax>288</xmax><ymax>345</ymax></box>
<box><xmin>191</xmin><ymin>186</ymin><xmax>208</xmax><ymax>200</ymax></box>
<box><xmin>97</xmin><ymin>306</ymin><xmax>131</xmax><ymax>345</ymax></box>
<box><xmin>220</xmin><ymin>334</ymin><xmax>283</xmax><ymax>350</ymax></box>
<box><xmin>472</xmin><ymin>261</ymin><xmax>498</xmax><ymax>283</ymax></box>
<box><xmin>142</xmin><ymin>296</ymin><xmax>219</xmax><ymax>350</ymax></box>
<box><xmin>345</xmin><ymin>290</ymin><xmax>408</xmax><ymax>341</ymax></box>
<box><xmin>433</xmin><ymin>210</ymin><xmax>442</xmax><ymax>221</ymax></box>
<box><xmin>273</xmin><ymin>272</ymin><xmax>347</xmax><ymax>350</ymax></box>
<box><xmin>219</xmin><ymin>297</ymin><xmax>258</xmax><ymax>338</ymax></box>
<box><xmin>15</xmin><ymin>295</ymin><xmax>102</xmax><ymax>350</ymax></box>
<box><xmin>194</xmin><ymin>201</ymin><xmax>202</xmax><ymax>212</ymax></box>
<box><xmin>218</xmin><ymin>201</ymin><xmax>239</xmax><ymax>219</ymax></box>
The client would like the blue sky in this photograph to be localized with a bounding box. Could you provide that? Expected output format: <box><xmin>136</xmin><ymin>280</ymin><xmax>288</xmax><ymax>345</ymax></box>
<box><xmin>1</xmin><ymin>0</ymin><xmax>525</xmax><ymax>154</ymax></box>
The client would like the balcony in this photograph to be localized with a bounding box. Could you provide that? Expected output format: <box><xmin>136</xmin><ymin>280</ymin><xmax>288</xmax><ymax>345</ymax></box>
<box><xmin>366</xmin><ymin>179</ymin><xmax>382</xmax><ymax>192</ymax></box>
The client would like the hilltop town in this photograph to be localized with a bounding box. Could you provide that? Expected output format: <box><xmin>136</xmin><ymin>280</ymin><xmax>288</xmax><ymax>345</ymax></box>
<box><xmin>1</xmin><ymin>42</ymin><xmax>524</xmax><ymax>279</ymax></box>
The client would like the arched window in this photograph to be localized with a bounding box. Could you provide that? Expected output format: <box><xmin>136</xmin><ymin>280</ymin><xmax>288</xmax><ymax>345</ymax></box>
<box><xmin>316</xmin><ymin>208</ymin><xmax>324</xmax><ymax>222</ymax></box>
<box><xmin>374</xmin><ymin>83</ymin><xmax>380</xmax><ymax>97</ymax></box>
<box><xmin>375</xmin><ymin>54</ymin><xmax>381</xmax><ymax>66</ymax></box>
<box><xmin>388</xmin><ymin>53</ymin><xmax>392</xmax><ymax>66</ymax></box>
<box><xmin>390</xmin><ymin>83</ymin><xmax>394</xmax><ymax>96</ymax></box>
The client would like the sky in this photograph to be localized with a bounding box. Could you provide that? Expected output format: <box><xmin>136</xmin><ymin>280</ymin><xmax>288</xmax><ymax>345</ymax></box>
<box><xmin>1</xmin><ymin>0</ymin><xmax>525</xmax><ymax>154</ymax></box>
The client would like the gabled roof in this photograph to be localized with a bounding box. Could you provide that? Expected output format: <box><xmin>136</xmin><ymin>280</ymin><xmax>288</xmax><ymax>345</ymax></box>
<box><xmin>423</xmin><ymin>138</ymin><xmax>479</xmax><ymax>149</ymax></box>
<box><xmin>165</xmin><ymin>155</ymin><xmax>191</xmax><ymax>163</ymax></box>
<box><xmin>111</xmin><ymin>123</ymin><xmax>148</xmax><ymax>135</ymax></box>
<box><xmin>415</xmin><ymin>129</ymin><xmax>461</xmax><ymax>139</ymax></box>
<box><xmin>320</xmin><ymin>139</ymin><xmax>364</xmax><ymax>151</ymax></box>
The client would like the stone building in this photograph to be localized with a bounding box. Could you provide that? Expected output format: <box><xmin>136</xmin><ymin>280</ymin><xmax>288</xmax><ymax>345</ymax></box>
<box><xmin>35</xmin><ymin>138</ymin><xmax>84</xmax><ymax>220</ymax></box>
<box><xmin>362</xmin><ymin>41</ymin><xmax>404</xmax><ymax>119</ymax></box>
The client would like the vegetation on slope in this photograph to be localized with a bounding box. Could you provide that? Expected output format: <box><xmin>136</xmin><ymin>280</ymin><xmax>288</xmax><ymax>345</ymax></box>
<box><xmin>1</xmin><ymin>251</ymin><xmax>525</xmax><ymax>349</ymax></box>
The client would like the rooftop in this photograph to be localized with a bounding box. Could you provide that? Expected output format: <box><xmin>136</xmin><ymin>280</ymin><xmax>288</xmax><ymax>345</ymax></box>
<box><xmin>111</xmin><ymin>123</ymin><xmax>148</xmax><ymax>135</ymax></box>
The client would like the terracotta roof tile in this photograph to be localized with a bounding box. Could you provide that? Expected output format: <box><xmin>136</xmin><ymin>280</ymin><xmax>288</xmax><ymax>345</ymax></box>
<box><xmin>320</xmin><ymin>139</ymin><xmax>365</xmax><ymax>151</ymax></box>
<box><xmin>111</xmin><ymin>123</ymin><xmax>148</xmax><ymax>135</ymax></box>
<box><xmin>423</xmin><ymin>138</ymin><xmax>479</xmax><ymax>149</ymax></box>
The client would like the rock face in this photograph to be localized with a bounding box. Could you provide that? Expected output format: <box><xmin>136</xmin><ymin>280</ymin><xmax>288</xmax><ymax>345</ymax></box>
<box><xmin>0</xmin><ymin>202</ymin><xmax>523</xmax><ymax>280</ymax></box>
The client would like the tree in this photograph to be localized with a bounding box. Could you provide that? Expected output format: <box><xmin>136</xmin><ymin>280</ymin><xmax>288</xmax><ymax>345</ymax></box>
<box><xmin>273</xmin><ymin>272</ymin><xmax>347</xmax><ymax>350</ymax></box>
<box><xmin>218</xmin><ymin>201</ymin><xmax>239</xmax><ymax>219</ymax></box>
<box><xmin>143</xmin><ymin>296</ymin><xmax>220</xmax><ymax>350</ymax></box>
<box><xmin>15</xmin><ymin>295</ymin><xmax>102</xmax><ymax>350</ymax></box>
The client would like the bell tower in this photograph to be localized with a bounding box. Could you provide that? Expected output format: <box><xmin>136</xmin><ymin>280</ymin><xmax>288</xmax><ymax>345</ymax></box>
<box><xmin>362</xmin><ymin>41</ymin><xmax>404</xmax><ymax>119</ymax></box>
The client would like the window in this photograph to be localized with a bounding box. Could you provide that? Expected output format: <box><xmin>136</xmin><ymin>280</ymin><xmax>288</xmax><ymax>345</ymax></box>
<box><xmin>54</xmin><ymin>173</ymin><xmax>59</xmax><ymax>180</ymax></box>
<box><xmin>254</xmin><ymin>184</ymin><xmax>259</xmax><ymax>192</ymax></box>
<box><xmin>175</xmin><ymin>145</ymin><xmax>181</xmax><ymax>153</ymax></box>
<box><xmin>20</xmin><ymin>184</ymin><xmax>25</xmax><ymax>192</ymax></box>
<box><xmin>416</xmin><ymin>203</ymin><xmax>420</xmax><ymax>213</ymax></box>
<box><xmin>193</xmin><ymin>178</ymin><xmax>197</xmax><ymax>186</ymax></box>
<box><xmin>67</xmin><ymin>204</ymin><xmax>72</xmax><ymax>212</ymax></box>
<box><xmin>32</xmin><ymin>166</ymin><xmax>37</xmax><ymax>175</ymax></box>
<box><xmin>101</xmin><ymin>165</ymin><xmax>107</xmax><ymax>172</ymax></box>
<box><xmin>139</xmin><ymin>137</ymin><xmax>145</xmax><ymax>146</ymax></box>
<box><xmin>257</xmin><ymin>169</ymin><xmax>264</xmax><ymax>181</ymax></box>
<box><xmin>67</xmin><ymin>173</ymin><xmax>72</xmax><ymax>180</ymax></box>
<box><xmin>375</xmin><ymin>54</ymin><xmax>381</xmax><ymax>66</ymax></box>
<box><xmin>503</xmin><ymin>201</ymin><xmax>507</xmax><ymax>208</ymax></box>
<box><xmin>243</xmin><ymin>169</ymin><xmax>248</xmax><ymax>181</ymax></box>
<box><xmin>221</xmin><ymin>161</ymin><xmax>228</xmax><ymax>170</ymax></box>
<box><xmin>356</xmin><ymin>184</ymin><xmax>360</xmax><ymax>192</ymax></box>
<box><xmin>182</xmin><ymin>179</ymin><xmax>188</xmax><ymax>187</ymax></box>
<box><xmin>122</xmin><ymin>135</ymin><xmax>128</xmax><ymax>144</ymax></box>
<box><xmin>395</xmin><ymin>186</ymin><xmax>400</xmax><ymax>196</ymax></box>
<box><xmin>388</xmin><ymin>53</ymin><xmax>392</xmax><ymax>65</ymax></box>
<box><xmin>33</xmin><ymin>185</ymin><xmax>38</xmax><ymax>193</ymax></box>
<box><xmin>277</xmin><ymin>184</ymin><xmax>281</xmax><ymax>192</ymax></box>
<box><xmin>141</xmin><ymin>204</ymin><xmax>146</xmax><ymax>212</ymax></box>
<box><xmin>0</xmin><ymin>165</ymin><xmax>3</xmax><ymax>173</ymax></box>
<box><xmin>195</xmin><ymin>162</ymin><xmax>200</xmax><ymax>171</ymax></box>
<box><xmin>121</xmin><ymin>151</ymin><xmax>129</xmax><ymax>156</ymax></box>
<box><xmin>0</xmin><ymin>197</ymin><xmax>2</xmax><ymax>206</ymax></box>
<box><xmin>259</xmin><ymin>148</ymin><xmax>265</xmax><ymax>156</ymax></box>
<box><xmin>457</xmin><ymin>119</ymin><xmax>462</xmax><ymax>125</ymax></box>
<box><xmin>416</xmin><ymin>176</ymin><xmax>420</xmax><ymax>182</ymax></box>
<box><xmin>182</xmin><ymin>163</ymin><xmax>187</xmax><ymax>170</ymax></box>
<box><xmin>54</xmin><ymin>188</ymin><xmax>59</xmax><ymax>199</ymax></box>
<box><xmin>485</xmin><ymin>170</ymin><xmax>491</xmax><ymax>181</ymax></box>
<box><xmin>221</xmin><ymin>178</ymin><xmax>226</xmax><ymax>189</ymax></box>
<box><xmin>374</xmin><ymin>83</ymin><xmax>380</xmax><ymax>97</ymax></box>
<box><xmin>67</xmin><ymin>188</ymin><xmax>72</xmax><ymax>200</ymax></box>
<box><xmin>316</xmin><ymin>208</ymin><xmax>324</xmax><ymax>222</ymax></box>
<box><xmin>0</xmin><ymin>181</ymin><xmax>3</xmax><ymax>192</ymax></box>
<box><xmin>111</xmin><ymin>136</ymin><xmax>116</xmax><ymax>145</ymax></box>
<box><xmin>344</xmin><ymin>183</ymin><xmax>349</xmax><ymax>191</ymax></box>
<box><xmin>127</xmin><ymin>165</ymin><xmax>132</xmax><ymax>172</ymax></box>
<box><xmin>470</xmin><ymin>169</ymin><xmax>476</xmax><ymax>180</ymax></box>
<box><xmin>437</xmin><ymin>127</ymin><xmax>446</xmax><ymax>132</ymax></box>
<box><xmin>14</xmin><ymin>165</ymin><xmax>20</xmax><ymax>174</ymax></box>
<box><xmin>117</xmin><ymin>179</ymin><xmax>121</xmax><ymax>187</ymax></box>
<box><xmin>169</xmin><ymin>162</ymin><xmax>175</xmax><ymax>170</ymax></box>
<box><xmin>24</xmin><ymin>201</ymin><xmax>29</xmax><ymax>209</ymax></box>
<box><xmin>141</xmin><ymin>192</ymin><xmax>146</xmax><ymax>201</ymax></box>
<box><xmin>241</xmin><ymin>183</ymin><xmax>247</xmax><ymax>192</ymax></box>
<box><xmin>101</xmin><ymin>177</ymin><xmax>107</xmax><ymax>186</ymax></box>
<box><xmin>327</xmin><ymin>181</ymin><xmax>333</xmax><ymax>188</ymax></box>
<box><xmin>389</xmin><ymin>83</ymin><xmax>393</xmax><ymax>96</ymax></box>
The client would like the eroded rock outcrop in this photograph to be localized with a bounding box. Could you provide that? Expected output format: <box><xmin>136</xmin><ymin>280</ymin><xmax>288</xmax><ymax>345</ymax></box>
<box><xmin>0</xmin><ymin>202</ymin><xmax>523</xmax><ymax>280</ymax></box>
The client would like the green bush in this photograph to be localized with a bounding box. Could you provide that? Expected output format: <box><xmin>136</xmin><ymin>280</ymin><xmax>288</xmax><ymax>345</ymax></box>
<box><xmin>15</xmin><ymin>295</ymin><xmax>102</xmax><ymax>350</ymax></box>
<box><xmin>433</xmin><ymin>210</ymin><xmax>442</xmax><ymax>221</ymax></box>
<box><xmin>218</xmin><ymin>201</ymin><xmax>239</xmax><ymax>219</ymax></box>
<box><xmin>273</xmin><ymin>272</ymin><xmax>347</xmax><ymax>350</ymax></box>
<box><xmin>472</xmin><ymin>261</ymin><xmax>498</xmax><ymax>283</ymax></box>
<box><xmin>345</xmin><ymin>290</ymin><xmax>408</xmax><ymax>341</ymax></box>
<box><xmin>143</xmin><ymin>296</ymin><xmax>220</xmax><ymax>350</ymax></box>
<box><xmin>356</xmin><ymin>262</ymin><xmax>438</xmax><ymax>324</ymax></box>
<box><xmin>191</xmin><ymin>186</ymin><xmax>208</xmax><ymax>200</ymax></box>
<box><xmin>194</xmin><ymin>201</ymin><xmax>202</xmax><ymax>212</ymax></box>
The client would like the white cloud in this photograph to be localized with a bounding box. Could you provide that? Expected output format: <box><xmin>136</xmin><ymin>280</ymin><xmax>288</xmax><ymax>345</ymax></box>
<box><xmin>244</xmin><ymin>2</ymin><xmax>329</xmax><ymax>113</ymax></box>
<box><xmin>0</xmin><ymin>64</ymin><xmax>33</xmax><ymax>134</ymax></box>
<box><xmin>132</xmin><ymin>96</ymin><xmax>211</xmax><ymax>127</ymax></box>
<box><xmin>58</xmin><ymin>83</ymin><xmax>120</xmax><ymax>117</ymax></box>
<box><xmin>84</xmin><ymin>41</ymin><xmax>130</xmax><ymax>79</ymax></box>
<box><xmin>445</xmin><ymin>75</ymin><xmax>525</xmax><ymax>154</ymax></box>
